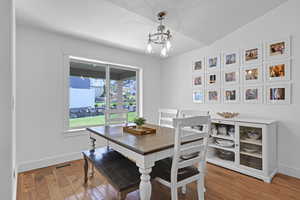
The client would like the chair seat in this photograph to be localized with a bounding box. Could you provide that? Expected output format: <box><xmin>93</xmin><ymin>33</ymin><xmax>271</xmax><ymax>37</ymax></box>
<box><xmin>152</xmin><ymin>157</ymin><xmax>200</xmax><ymax>182</ymax></box>
<box><xmin>82</xmin><ymin>148</ymin><xmax>141</xmax><ymax>192</ymax></box>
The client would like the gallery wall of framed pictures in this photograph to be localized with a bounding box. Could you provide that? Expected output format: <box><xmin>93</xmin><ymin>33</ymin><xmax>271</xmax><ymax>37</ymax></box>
<box><xmin>192</xmin><ymin>36</ymin><xmax>292</xmax><ymax>104</ymax></box>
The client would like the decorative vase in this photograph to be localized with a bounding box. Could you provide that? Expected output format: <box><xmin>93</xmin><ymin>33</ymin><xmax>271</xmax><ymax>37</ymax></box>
<box><xmin>218</xmin><ymin>125</ymin><xmax>227</xmax><ymax>136</ymax></box>
<box><xmin>211</xmin><ymin>124</ymin><xmax>218</xmax><ymax>135</ymax></box>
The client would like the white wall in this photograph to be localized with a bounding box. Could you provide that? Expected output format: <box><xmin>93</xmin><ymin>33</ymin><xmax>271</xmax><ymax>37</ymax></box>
<box><xmin>0</xmin><ymin>0</ymin><xmax>13</xmax><ymax>199</ymax></box>
<box><xmin>161</xmin><ymin>0</ymin><xmax>300</xmax><ymax>178</ymax></box>
<box><xmin>16</xmin><ymin>25</ymin><xmax>161</xmax><ymax>171</ymax></box>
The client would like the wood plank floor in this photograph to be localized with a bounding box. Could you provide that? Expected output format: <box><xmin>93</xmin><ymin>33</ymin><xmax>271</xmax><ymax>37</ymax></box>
<box><xmin>17</xmin><ymin>159</ymin><xmax>300</xmax><ymax>200</ymax></box>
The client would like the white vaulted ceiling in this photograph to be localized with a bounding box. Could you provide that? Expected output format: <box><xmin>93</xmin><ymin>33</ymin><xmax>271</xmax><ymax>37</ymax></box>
<box><xmin>109</xmin><ymin>0</ymin><xmax>287</xmax><ymax>45</ymax></box>
<box><xmin>16</xmin><ymin>0</ymin><xmax>287</xmax><ymax>57</ymax></box>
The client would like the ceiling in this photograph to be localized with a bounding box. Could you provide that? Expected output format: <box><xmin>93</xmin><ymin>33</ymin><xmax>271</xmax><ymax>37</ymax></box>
<box><xmin>16</xmin><ymin>0</ymin><xmax>287</xmax><ymax>57</ymax></box>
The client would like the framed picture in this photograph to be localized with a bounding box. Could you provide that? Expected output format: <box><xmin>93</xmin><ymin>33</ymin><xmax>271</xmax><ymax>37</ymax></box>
<box><xmin>192</xmin><ymin>73</ymin><xmax>205</xmax><ymax>88</ymax></box>
<box><xmin>206</xmin><ymin>54</ymin><xmax>221</xmax><ymax>71</ymax></box>
<box><xmin>223</xmin><ymin>50</ymin><xmax>240</xmax><ymax>68</ymax></box>
<box><xmin>241</xmin><ymin>65</ymin><xmax>263</xmax><ymax>85</ymax></box>
<box><xmin>241</xmin><ymin>44</ymin><xmax>263</xmax><ymax>65</ymax></box>
<box><xmin>223</xmin><ymin>68</ymin><xmax>240</xmax><ymax>85</ymax></box>
<box><xmin>266</xmin><ymin>83</ymin><xmax>291</xmax><ymax>104</ymax></box>
<box><xmin>223</xmin><ymin>87</ymin><xmax>240</xmax><ymax>103</ymax></box>
<box><xmin>265</xmin><ymin>37</ymin><xmax>291</xmax><ymax>60</ymax></box>
<box><xmin>206</xmin><ymin>88</ymin><xmax>221</xmax><ymax>104</ymax></box>
<box><xmin>193</xmin><ymin>58</ymin><xmax>205</xmax><ymax>72</ymax></box>
<box><xmin>242</xmin><ymin>86</ymin><xmax>263</xmax><ymax>104</ymax></box>
<box><xmin>193</xmin><ymin>90</ymin><xmax>205</xmax><ymax>103</ymax></box>
<box><xmin>206</xmin><ymin>71</ymin><xmax>220</xmax><ymax>88</ymax></box>
<box><xmin>264</xmin><ymin>59</ymin><xmax>291</xmax><ymax>82</ymax></box>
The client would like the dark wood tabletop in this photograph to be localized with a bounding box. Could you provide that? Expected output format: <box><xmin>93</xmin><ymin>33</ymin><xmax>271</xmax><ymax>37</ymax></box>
<box><xmin>87</xmin><ymin>124</ymin><xmax>175</xmax><ymax>155</ymax></box>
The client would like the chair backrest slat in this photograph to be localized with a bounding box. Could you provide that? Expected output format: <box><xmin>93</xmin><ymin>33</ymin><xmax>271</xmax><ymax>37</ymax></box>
<box><xmin>105</xmin><ymin>109</ymin><xmax>128</xmax><ymax>125</ymax></box>
<box><xmin>106</xmin><ymin>109</ymin><xmax>129</xmax><ymax>114</ymax></box>
<box><xmin>181</xmin><ymin>132</ymin><xmax>209</xmax><ymax>143</ymax></box>
<box><xmin>180</xmin><ymin>144</ymin><xmax>205</xmax><ymax>157</ymax></box>
<box><xmin>109</xmin><ymin>117</ymin><xmax>128</xmax><ymax>123</ymax></box>
<box><xmin>178</xmin><ymin>156</ymin><xmax>202</xmax><ymax>169</ymax></box>
<box><xmin>158</xmin><ymin>108</ymin><xmax>178</xmax><ymax>128</ymax></box>
<box><xmin>181</xmin><ymin>139</ymin><xmax>203</xmax><ymax>149</ymax></box>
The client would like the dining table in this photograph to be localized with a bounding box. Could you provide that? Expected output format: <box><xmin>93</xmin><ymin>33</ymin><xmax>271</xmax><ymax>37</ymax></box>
<box><xmin>87</xmin><ymin>124</ymin><xmax>177</xmax><ymax>200</ymax></box>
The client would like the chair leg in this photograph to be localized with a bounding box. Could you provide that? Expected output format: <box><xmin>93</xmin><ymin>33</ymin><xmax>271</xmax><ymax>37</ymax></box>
<box><xmin>197</xmin><ymin>180</ymin><xmax>205</xmax><ymax>200</ymax></box>
<box><xmin>181</xmin><ymin>185</ymin><xmax>187</xmax><ymax>194</ymax></box>
<box><xmin>117</xmin><ymin>192</ymin><xmax>126</xmax><ymax>200</ymax></box>
<box><xmin>106</xmin><ymin>140</ymin><xmax>109</xmax><ymax>150</ymax></box>
<box><xmin>90</xmin><ymin>163</ymin><xmax>95</xmax><ymax>178</ymax></box>
<box><xmin>83</xmin><ymin>156</ymin><xmax>88</xmax><ymax>184</ymax></box>
<box><xmin>171</xmin><ymin>187</ymin><xmax>178</xmax><ymax>200</ymax></box>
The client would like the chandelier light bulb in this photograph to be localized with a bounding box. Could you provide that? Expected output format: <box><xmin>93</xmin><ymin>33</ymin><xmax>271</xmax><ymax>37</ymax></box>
<box><xmin>146</xmin><ymin>42</ymin><xmax>153</xmax><ymax>54</ymax></box>
<box><xmin>161</xmin><ymin>46</ymin><xmax>167</xmax><ymax>57</ymax></box>
<box><xmin>166</xmin><ymin>40</ymin><xmax>171</xmax><ymax>51</ymax></box>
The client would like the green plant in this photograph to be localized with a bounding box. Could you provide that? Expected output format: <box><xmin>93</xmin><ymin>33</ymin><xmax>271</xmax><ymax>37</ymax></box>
<box><xmin>134</xmin><ymin>117</ymin><xmax>146</xmax><ymax>126</ymax></box>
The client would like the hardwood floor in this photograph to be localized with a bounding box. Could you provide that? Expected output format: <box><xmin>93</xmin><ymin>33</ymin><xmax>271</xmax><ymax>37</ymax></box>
<box><xmin>17</xmin><ymin>159</ymin><xmax>300</xmax><ymax>200</ymax></box>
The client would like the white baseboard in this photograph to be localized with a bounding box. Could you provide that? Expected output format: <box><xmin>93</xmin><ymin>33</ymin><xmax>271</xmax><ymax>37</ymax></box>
<box><xmin>278</xmin><ymin>164</ymin><xmax>300</xmax><ymax>179</ymax></box>
<box><xmin>18</xmin><ymin>152</ymin><xmax>83</xmax><ymax>173</ymax></box>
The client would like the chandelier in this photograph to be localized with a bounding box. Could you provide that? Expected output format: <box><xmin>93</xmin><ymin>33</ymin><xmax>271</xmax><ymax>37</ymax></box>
<box><xmin>146</xmin><ymin>11</ymin><xmax>172</xmax><ymax>57</ymax></box>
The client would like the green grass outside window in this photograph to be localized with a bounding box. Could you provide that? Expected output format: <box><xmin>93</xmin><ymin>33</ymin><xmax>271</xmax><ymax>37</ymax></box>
<box><xmin>69</xmin><ymin>112</ymin><xmax>137</xmax><ymax>128</ymax></box>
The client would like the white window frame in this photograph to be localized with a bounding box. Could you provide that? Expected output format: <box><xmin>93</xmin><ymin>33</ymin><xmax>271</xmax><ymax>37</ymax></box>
<box><xmin>62</xmin><ymin>55</ymin><xmax>142</xmax><ymax>133</ymax></box>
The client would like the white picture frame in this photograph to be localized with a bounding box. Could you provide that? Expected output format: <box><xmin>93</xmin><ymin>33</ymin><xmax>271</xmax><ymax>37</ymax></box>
<box><xmin>241</xmin><ymin>43</ymin><xmax>263</xmax><ymax>65</ymax></box>
<box><xmin>206</xmin><ymin>88</ymin><xmax>221</xmax><ymax>104</ymax></box>
<box><xmin>241</xmin><ymin>64</ymin><xmax>263</xmax><ymax>85</ymax></box>
<box><xmin>223</xmin><ymin>50</ymin><xmax>240</xmax><ymax>68</ymax></box>
<box><xmin>193</xmin><ymin>89</ymin><xmax>205</xmax><ymax>104</ymax></box>
<box><xmin>223</xmin><ymin>87</ymin><xmax>240</xmax><ymax>103</ymax></box>
<box><xmin>242</xmin><ymin>85</ymin><xmax>263</xmax><ymax>104</ymax></box>
<box><xmin>206</xmin><ymin>54</ymin><xmax>221</xmax><ymax>71</ymax></box>
<box><xmin>206</xmin><ymin>71</ymin><xmax>221</xmax><ymax>88</ymax></box>
<box><xmin>192</xmin><ymin>58</ymin><xmax>205</xmax><ymax>73</ymax></box>
<box><xmin>264</xmin><ymin>37</ymin><xmax>291</xmax><ymax>61</ymax></box>
<box><xmin>264</xmin><ymin>59</ymin><xmax>291</xmax><ymax>82</ymax></box>
<box><xmin>192</xmin><ymin>73</ymin><xmax>205</xmax><ymax>88</ymax></box>
<box><xmin>223</xmin><ymin>68</ymin><xmax>240</xmax><ymax>85</ymax></box>
<box><xmin>266</xmin><ymin>83</ymin><xmax>291</xmax><ymax>104</ymax></box>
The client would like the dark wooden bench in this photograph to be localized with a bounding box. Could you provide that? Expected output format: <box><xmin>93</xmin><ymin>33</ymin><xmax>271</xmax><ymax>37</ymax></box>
<box><xmin>82</xmin><ymin>147</ymin><xmax>141</xmax><ymax>200</ymax></box>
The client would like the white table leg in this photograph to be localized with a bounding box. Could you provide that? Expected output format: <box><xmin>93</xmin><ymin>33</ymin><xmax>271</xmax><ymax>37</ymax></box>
<box><xmin>139</xmin><ymin>167</ymin><xmax>152</xmax><ymax>200</ymax></box>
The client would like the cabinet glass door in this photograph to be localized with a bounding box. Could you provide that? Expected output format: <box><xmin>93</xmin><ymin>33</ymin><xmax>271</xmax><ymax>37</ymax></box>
<box><xmin>208</xmin><ymin>121</ymin><xmax>236</xmax><ymax>164</ymax></box>
<box><xmin>239</xmin><ymin>125</ymin><xmax>263</xmax><ymax>170</ymax></box>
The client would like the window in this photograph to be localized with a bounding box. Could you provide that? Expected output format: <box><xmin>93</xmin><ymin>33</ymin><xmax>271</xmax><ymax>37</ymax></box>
<box><xmin>68</xmin><ymin>57</ymin><xmax>139</xmax><ymax>129</ymax></box>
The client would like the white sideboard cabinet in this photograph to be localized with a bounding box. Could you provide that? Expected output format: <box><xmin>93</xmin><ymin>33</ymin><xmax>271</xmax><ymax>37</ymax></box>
<box><xmin>207</xmin><ymin>117</ymin><xmax>277</xmax><ymax>183</ymax></box>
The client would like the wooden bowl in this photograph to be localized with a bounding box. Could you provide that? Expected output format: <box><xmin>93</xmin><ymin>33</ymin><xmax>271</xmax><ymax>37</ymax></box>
<box><xmin>217</xmin><ymin>112</ymin><xmax>239</xmax><ymax>118</ymax></box>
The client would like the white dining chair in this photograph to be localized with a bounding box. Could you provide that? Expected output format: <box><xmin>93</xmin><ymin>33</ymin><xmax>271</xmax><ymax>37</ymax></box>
<box><xmin>158</xmin><ymin>108</ymin><xmax>179</xmax><ymax>128</ymax></box>
<box><xmin>105</xmin><ymin>109</ymin><xmax>129</xmax><ymax>125</ymax></box>
<box><xmin>178</xmin><ymin>109</ymin><xmax>210</xmax><ymax>194</ymax></box>
<box><xmin>105</xmin><ymin>109</ymin><xmax>129</xmax><ymax>149</ymax></box>
<box><xmin>88</xmin><ymin>109</ymin><xmax>129</xmax><ymax>178</ymax></box>
<box><xmin>153</xmin><ymin>115</ymin><xmax>211</xmax><ymax>200</ymax></box>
